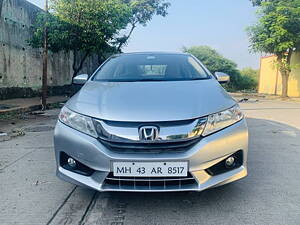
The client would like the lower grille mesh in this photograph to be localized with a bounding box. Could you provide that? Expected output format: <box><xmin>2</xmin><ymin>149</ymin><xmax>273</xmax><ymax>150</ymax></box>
<box><xmin>102</xmin><ymin>172</ymin><xmax>198</xmax><ymax>191</ymax></box>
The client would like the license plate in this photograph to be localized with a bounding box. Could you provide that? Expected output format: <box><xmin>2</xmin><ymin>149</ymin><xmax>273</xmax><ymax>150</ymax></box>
<box><xmin>113</xmin><ymin>161</ymin><xmax>188</xmax><ymax>177</ymax></box>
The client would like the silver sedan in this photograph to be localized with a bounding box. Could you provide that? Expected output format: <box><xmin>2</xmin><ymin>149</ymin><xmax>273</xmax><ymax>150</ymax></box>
<box><xmin>54</xmin><ymin>52</ymin><xmax>248</xmax><ymax>192</ymax></box>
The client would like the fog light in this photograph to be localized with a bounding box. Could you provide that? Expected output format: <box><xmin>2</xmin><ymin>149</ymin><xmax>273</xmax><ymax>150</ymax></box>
<box><xmin>67</xmin><ymin>158</ymin><xmax>77</xmax><ymax>168</ymax></box>
<box><xmin>225</xmin><ymin>156</ymin><xmax>235</xmax><ymax>167</ymax></box>
<box><xmin>206</xmin><ymin>150</ymin><xmax>243</xmax><ymax>176</ymax></box>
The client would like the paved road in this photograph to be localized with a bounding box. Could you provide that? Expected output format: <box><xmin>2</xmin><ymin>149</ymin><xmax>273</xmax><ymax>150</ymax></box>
<box><xmin>1</xmin><ymin>99</ymin><xmax>300</xmax><ymax>225</ymax></box>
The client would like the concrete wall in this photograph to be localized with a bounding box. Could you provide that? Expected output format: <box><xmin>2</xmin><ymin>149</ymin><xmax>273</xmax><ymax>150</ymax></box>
<box><xmin>259</xmin><ymin>53</ymin><xmax>300</xmax><ymax>97</ymax></box>
<box><xmin>0</xmin><ymin>0</ymin><xmax>99</xmax><ymax>98</ymax></box>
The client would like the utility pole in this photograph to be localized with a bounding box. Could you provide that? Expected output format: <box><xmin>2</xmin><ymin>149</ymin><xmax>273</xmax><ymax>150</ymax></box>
<box><xmin>42</xmin><ymin>0</ymin><xmax>48</xmax><ymax>110</ymax></box>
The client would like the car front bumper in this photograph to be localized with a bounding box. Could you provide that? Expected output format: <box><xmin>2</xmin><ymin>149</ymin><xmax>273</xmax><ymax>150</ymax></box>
<box><xmin>54</xmin><ymin>119</ymin><xmax>248</xmax><ymax>192</ymax></box>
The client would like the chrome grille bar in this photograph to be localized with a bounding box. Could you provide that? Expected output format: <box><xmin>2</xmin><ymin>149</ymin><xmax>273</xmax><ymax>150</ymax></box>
<box><xmin>93</xmin><ymin>118</ymin><xmax>207</xmax><ymax>143</ymax></box>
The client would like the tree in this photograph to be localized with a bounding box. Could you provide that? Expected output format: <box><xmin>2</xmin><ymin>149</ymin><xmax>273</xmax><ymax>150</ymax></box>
<box><xmin>183</xmin><ymin>46</ymin><xmax>258</xmax><ymax>91</ymax></box>
<box><xmin>183</xmin><ymin>46</ymin><xmax>241</xmax><ymax>88</ymax></box>
<box><xmin>247</xmin><ymin>0</ymin><xmax>300</xmax><ymax>97</ymax></box>
<box><xmin>250</xmin><ymin>0</ymin><xmax>275</xmax><ymax>6</ymax></box>
<box><xmin>30</xmin><ymin>0</ymin><xmax>132</xmax><ymax>77</ymax></box>
<box><xmin>116</xmin><ymin>0</ymin><xmax>170</xmax><ymax>51</ymax></box>
<box><xmin>29</xmin><ymin>0</ymin><xmax>170</xmax><ymax>78</ymax></box>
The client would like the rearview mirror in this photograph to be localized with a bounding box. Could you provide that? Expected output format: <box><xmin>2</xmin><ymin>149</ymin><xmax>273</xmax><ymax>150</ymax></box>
<box><xmin>73</xmin><ymin>74</ymin><xmax>89</xmax><ymax>85</ymax></box>
<box><xmin>215</xmin><ymin>72</ymin><xmax>230</xmax><ymax>84</ymax></box>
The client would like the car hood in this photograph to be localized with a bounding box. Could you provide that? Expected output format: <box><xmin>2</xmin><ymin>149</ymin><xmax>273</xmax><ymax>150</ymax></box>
<box><xmin>66</xmin><ymin>80</ymin><xmax>236</xmax><ymax>122</ymax></box>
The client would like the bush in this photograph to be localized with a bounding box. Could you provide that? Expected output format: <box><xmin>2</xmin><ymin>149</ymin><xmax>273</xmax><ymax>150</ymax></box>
<box><xmin>183</xmin><ymin>46</ymin><xmax>258</xmax><ymax>92</ymax></box>
<box><xmin>238</xmin><ymin>68</ymin><xmax>259</xmax><ymax>91</ymax></box>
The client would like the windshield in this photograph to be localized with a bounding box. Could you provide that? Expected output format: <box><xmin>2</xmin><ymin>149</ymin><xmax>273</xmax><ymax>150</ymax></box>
<box><xmin>92</xmin><ymin>53</ymin><xmax>210</xmax><ymax>82</ymax></box>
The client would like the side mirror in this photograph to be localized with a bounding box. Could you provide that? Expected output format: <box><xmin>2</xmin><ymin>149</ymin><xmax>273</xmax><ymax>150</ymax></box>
<box><xmin>73</xmin><ymin>74</ymin><xmax>89</xmax><ymax>85</ymax></box>
<box><xmin>215</xmin><ymin>72</ymin><xmax>230</xmax><ymax>84</ymax></box>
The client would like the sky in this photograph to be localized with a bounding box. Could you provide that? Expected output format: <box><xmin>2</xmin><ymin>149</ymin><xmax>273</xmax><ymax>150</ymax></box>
<box><xmin>28</xmin><ymin>0</ymin><xmax>260</xmax><ymax>69</ymax></box>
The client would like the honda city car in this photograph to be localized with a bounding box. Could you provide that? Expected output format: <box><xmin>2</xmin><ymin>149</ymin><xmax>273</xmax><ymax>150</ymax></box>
<box><xmin>54</xmin><ymin>52</ymin><xmax>248</xmax><ymax>192</ymax></box>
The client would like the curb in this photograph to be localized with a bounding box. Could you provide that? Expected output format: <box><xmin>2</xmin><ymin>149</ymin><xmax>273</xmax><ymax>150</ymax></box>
<box><xmin>229</xmin><ymin>92</ymin><xmax>300</xmax><ymax>102</ymax></box>
<box><xmin>0</xmin><ymin>101</ymin><xmax>65</xmax><ymax>119</ymax></box>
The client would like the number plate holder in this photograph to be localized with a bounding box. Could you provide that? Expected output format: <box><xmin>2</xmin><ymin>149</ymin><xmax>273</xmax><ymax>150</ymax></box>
<box><xmin>112</xmin><ymin>161</ymin><xmax>188</xmax><ymax>177</ymax></box>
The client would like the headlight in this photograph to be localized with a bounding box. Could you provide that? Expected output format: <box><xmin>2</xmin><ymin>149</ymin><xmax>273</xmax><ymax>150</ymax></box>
<box><xmin>58</xmin><ymin>106</ymin><xmax>97</xmax><ymax>138</ymax></box>
<box><xmin>202</xmin><ymin>105</ymin><xmax>244</xmax><ymax>136</ymax></box>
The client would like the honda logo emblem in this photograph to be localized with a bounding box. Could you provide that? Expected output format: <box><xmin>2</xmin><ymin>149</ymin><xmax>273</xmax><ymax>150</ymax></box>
<box><xmin>139</xmin><ymin>126</ymin><xmax>159</xmax><ymax>141</ymax></box>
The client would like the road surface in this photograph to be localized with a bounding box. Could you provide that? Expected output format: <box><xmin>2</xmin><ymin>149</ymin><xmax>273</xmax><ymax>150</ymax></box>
<box><xmin>1</xmin><ymin>99</ymin><xmax>300</xmax><ymax>225</ymax></box>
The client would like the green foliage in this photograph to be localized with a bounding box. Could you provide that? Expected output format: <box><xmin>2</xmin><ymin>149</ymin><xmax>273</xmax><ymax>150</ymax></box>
<box><xmin>240</xmin><ymin>68</ymin><xmax>259</xmax><ymax>90</ymax></box>
<box><xmin>51</xmin><ymin>0</ymin><xmax>131</xmax><ymax>53</ymax></box>
<box><xmin>29</xmin><ymin>0</ymin><xmax>170</xmax><ymax>77</ymax></box>
<box><xmin>183</xmin><ymin>46</ymin><xmax>259</xmax><ymax>91</ymax></box>
<box><xmin>183</xmin><ymin>46</ymin><xmax>238</xmax><ymax>74</ymax></box>
<box><xmin>240</xmin><ymin>67</ymin><xmax>259</xmax><ymax>80</ymax></box>
<box><xmin>116</xmin><ymin>0</ymin><xmax>170</xmax><ymax>50</ymax></box>
<box><xmin>247</xmin><ymin>0</ymin><xmax>300</xmax><ymax>96</ymax></box>
<box><xmin>29</xmin><ymin>13</ymin><xmax>76</xmax><ymax>53</ymax></box>
<box><xmin>183</xmin><ymin>46</ymin><xmax>257</xmax><ymax>91</ymax></box>
<box><xmin>125</xmin><ymin>0</ymin><xmax>170</xmax><ymax>25</ymax></box>
<box><xmin>250</xmin><ymin>0</ymin><xmax>277</xmax><ymax>6</ymax></box>
<box><xmin>30</xmin><ymin>0</ymin><xmax>170</xmax><ymax>53</ymax></box>
<box><xmin>247</xmin><ymin>0</ymin><xmax>300</xmax><ymax>56</ymax></box>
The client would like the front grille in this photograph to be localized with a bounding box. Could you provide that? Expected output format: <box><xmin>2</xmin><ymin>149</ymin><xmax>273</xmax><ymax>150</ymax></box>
<box><xmin>102</xmin><ymin>172</ymin><xmax>198</xmax><ymax>191</ymax></box>
<box><xmin>99</xmin><ymin>138</ymin><xmax>201</xmax><ymax>154</ymax></box>
<box><xmin>93</xmin><ymin>118</ymin><xmax>206</xmax><ymax>154</ymax></box>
